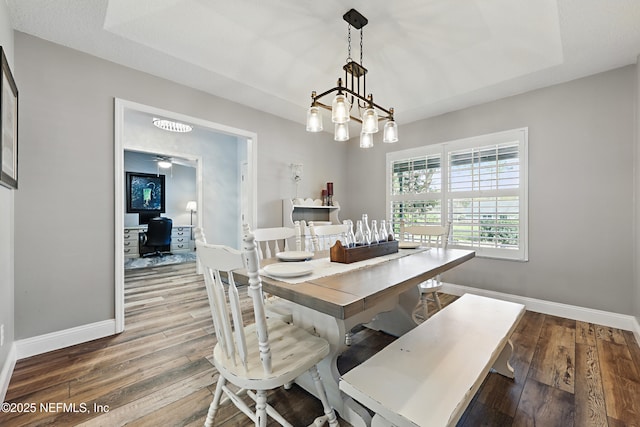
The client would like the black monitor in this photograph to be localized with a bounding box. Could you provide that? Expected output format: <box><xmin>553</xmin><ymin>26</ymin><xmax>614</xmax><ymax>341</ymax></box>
<box><xmin>125</xmin><ymin>172</ymin><xmax>166</xmax><ymax>225</ymax></box>
<box><xmin>138</xmin><ymin>212</ymin><xmax>159</xmax><ymax>225</ymax></box>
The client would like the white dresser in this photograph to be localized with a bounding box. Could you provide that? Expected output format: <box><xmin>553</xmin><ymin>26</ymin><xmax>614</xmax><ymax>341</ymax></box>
<box><xmin>123</xmin><ymin>225</ymin><xmax>194</xmax><ymax>258</ymax></box>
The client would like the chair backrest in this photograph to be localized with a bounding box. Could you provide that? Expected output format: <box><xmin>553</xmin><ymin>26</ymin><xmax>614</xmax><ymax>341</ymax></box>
<box><xmin>146</xmin><ymin>217</ymin><xmax>173</xmax><ymax>246</ymax></box>
<box><xmin>252</xmin><ymin>222</ymin><xmax>302</xmax><ymax>259</ymax></box>
<box><xmin>196</xmin><ymin>224</ymin><xmax>272</xmax><ymax>374</ymax></box>
<box><xmin>400</xmin><ymin>220</ymin><xmax>452</xmax><ymax>249</ymax></box>
<box><xmin>309</xmin><ymin>221</ymin><xmax>349</xmax><ymax>251</ymax></box>
<box><xmin>193</xmin><ymin>226</ymin><xmax>206</xmax><ymax>243</ymax></box>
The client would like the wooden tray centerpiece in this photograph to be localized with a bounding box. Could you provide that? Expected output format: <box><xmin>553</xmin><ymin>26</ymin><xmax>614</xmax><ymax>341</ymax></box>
<box><xmin>330</xmin><ymin>237</ymin><xmax>399</xmax><ymax>264</ymax></box>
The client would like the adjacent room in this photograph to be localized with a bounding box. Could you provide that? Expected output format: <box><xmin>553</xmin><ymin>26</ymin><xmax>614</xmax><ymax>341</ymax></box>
<box><xmin>1</xmin><ymin>1</ymin><xmax>640</xmax><ymax>426</ymax></box>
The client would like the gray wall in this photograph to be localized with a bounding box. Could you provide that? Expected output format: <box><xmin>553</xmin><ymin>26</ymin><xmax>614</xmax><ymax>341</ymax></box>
<box><xmin>344</xmin><ymin>66</ymin><xmax>636</xmax><ymax>315</ymax></box>
<box><xmin>0</xmin><ymin>0</ymin><xmax>15</xmax><ymax>391</ymax></box>
<box><xmin>14</xmin><ymin>32</ymin><xmax>346</xmax><ymax>339</ymax></box>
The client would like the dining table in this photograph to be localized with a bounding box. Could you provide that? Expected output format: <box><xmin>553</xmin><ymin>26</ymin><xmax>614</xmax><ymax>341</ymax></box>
<box><xmin>239</xmin><ymin>246</ymin><xmax>475</xmax><ymax>427</ymax></box>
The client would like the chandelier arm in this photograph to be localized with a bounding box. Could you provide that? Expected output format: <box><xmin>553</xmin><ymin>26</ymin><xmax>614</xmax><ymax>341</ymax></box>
<box><xmin>312</xmin><ymin>86</ymin><xmax>394</xmax><ymax>117</ymax></box>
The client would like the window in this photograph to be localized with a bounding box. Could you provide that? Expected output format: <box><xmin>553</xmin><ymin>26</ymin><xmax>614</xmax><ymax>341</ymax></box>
<box><xmin>387</xmin><ymin>128</ymin><xmax>528</xmax><ymax>261</ymax></box>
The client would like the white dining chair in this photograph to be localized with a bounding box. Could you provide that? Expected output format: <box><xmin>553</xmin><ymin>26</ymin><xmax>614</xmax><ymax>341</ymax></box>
<box><xmin>193</xmin><ymin>225</ymin><xmax>297</xmax><ymax>324</ymax></box>
<box><xmin>196</xmin><ymin>226</ymin><xmax>339</xmax><ymax>427</ymax></box>
<box><xmin>253</xmin><ymin>224</ymin><xmax>302</xmax><ymax>259</ymax></box>
<box><xmin>308</xmin><ymin>221</ymin><xmax>349</xmax><ymax>251</ymax></box>
<box><xmin>400</xmin><ymin>220</ymin><xmax>452</xmax><ymax>323</ymax></box>
<box><xmin>308</xmin><ymin>221</ymin><xmax>356</xmax><ymax>346</ymax></box>
<box><xmin>252</xmin><ymin>222</ymin><xmax>305</xmax><ymax>324</ymax></box>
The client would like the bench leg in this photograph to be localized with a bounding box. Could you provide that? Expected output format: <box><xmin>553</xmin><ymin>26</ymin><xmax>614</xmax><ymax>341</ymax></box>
<box><xmin>491</xmin><ymin>339</ymin><xmax>515</xmax><ymax>379</ymax></box>
<box><xmin>371</xmin><ymin>414</ymin><xmax>393</xmax><ymax>427</ymax></box>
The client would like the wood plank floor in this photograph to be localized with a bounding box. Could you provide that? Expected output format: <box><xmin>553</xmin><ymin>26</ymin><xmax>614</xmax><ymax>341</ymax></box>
<box><xmin>2</xmin><ymin>262</ymin><xmax>640</xmax><ymax>426</ymax></box>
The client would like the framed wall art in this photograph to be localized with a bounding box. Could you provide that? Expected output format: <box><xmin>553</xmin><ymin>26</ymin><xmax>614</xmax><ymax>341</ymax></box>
<box><xmin>0</xmin><ymin>46</ymin><xmax>18</xmax><ymax>189</ymax></box>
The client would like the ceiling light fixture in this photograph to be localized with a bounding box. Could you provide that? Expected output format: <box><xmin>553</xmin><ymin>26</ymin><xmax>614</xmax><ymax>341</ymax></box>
<box><xmin>155</xmin><ymin>156</ymin><xmax>173</xmax><ymax>177</ymax></box>
<box><xmin>305</xmin><ymin>9</ymin><xmax>398</xmax><ymax>147</ymax></box>
<box><xmin>157</xmin><ymin>159</ymin><xmax>172</xmax><ymax>169</ymax></box>
<box><xmin>152</xmin><ymin>117</ymin><xmax>193</xmax><ymax>133</ymax></box>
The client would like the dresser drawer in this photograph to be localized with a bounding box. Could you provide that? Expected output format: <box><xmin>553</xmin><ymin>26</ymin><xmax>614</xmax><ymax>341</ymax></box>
<box><xmin>171</xmin><ymin>242</ymin><xmax>191</xmax><ymax>252</ymax></box>
<box><xmin>124</xmin><ymin>247</ymin><xmax>139</xmax><ymax>258</ymax></box>
<box><xmin>172</xmin><ymin>236</ymin><xmax>189</xmax><ymax>244</ymax></box>
<box><xmin>172</xmin><ymin>228</ymin><xmax>190</xmax><ymax>238</ymax></box>
<box><xmin>123</xmin><ymin>239</ymin><xmax>139</xmax><ymax>250</ymax></box>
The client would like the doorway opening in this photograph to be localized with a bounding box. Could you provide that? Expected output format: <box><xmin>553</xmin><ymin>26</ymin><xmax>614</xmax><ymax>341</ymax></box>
<box><xmin>114</xmin><ymin>99</ymin><xmax>257</xmax><ymax>332</ymax></box>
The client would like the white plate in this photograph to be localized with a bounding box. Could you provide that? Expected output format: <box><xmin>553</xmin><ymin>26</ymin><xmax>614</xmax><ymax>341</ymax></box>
<box><xmin>276</xmin><ymin>251</ymin><xmax>314</xmax><ymax>261</ymax></box>
<box><xmin>399</xmin><ymin>241</ymin><xmax>422</xmax><ymax>249</ymax></box>
<box><xmin>263</xmin><ymin>263</ymin><xmax>313</xmax><ymax>278</ymax></box>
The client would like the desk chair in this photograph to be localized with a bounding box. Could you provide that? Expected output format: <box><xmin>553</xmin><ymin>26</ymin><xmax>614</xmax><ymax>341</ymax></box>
<box><xmin>400</xmin><ymin>220</ymin><xmax>452</xmax><ymax>323</ymax></box>
<box><xmin>196</xmin><ymin>226</ymin><xmax>339</xmax><ymax>427</ymax></box>
<box><xmin>141</xmin><ymin>217</ymin><xmax>172</xmax><ymax>257</ymax></box>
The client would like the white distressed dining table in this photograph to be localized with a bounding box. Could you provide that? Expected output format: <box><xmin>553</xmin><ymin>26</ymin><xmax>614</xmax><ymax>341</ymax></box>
<box><xmin>241</xmin><ymin>247</ymin><xmax>475</xmax><ymax>427</ymax></box>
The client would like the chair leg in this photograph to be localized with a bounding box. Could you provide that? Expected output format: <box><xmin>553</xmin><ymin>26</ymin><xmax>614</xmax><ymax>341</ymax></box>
<box><xmin>421</xmin><ymin>291</ymin><xmax>430</xmax><ymax>321</ymax></box>
<box><xmin>205</xmin><ymin>376</ymin><xmax>226</xmax><ymax>427</ymax></box>
<box><xmin>308</xmin><ymin>365</ymin><xmax>339</xmax><ymax>426</ymax></box>
<box><xmin>432</xmin><ymin>290</ymin><xmax>442</xmax><ymax>311</ymax></box>
<box><xmin>255</xmin><ymin>390</ymin><xmax>268</xmax><ymax>427</ymax></box>
<box><xmin>412</xmin><ymin>290</ymin><xmax>429</xmax><ymax>324</ymax></box>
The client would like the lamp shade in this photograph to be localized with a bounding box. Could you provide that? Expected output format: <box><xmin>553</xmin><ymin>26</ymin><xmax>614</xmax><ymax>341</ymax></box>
<box><xmin>361</xmin><ymin>108</ymin><xmax>379</xmax><ymax>133</ymax></box>
<box><xmin>306</xmin><ymin>106</ymin><xmax>323</xmax><ymax>132</ymax></box>
<box><xmin>383</xmin><ymin>120</ymin><xmax>398</xmax><ymax>143</ymax></box>
<box><xmin>334</xmin><ymin>122</ymin><xmax>349</xmax><ymax>141</ymax></box>
<box><xmin>331</xmin><ymin>94</ymin><xmax>351</xmax><ymax>123</ymax></box>
<box><xmin>185</xmin><ymin>201</ymin><xmax>197</xmax><ymax>212</ymax></box>
<box><xmin>157</xmin><ymin>160</ymin><xmax>172</xmax><ymax>169</ymax></box>
<box><xmin>360</xmin><ymin>132</ymin><xmax>374</xmax><ymax>148</ymax></box>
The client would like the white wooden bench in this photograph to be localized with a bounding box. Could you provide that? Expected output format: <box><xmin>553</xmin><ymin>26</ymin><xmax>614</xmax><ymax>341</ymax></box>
<box><xmin>339</xmin><ymin>294</ymin><xmax>525</xmax><ymax>427</ymax></box>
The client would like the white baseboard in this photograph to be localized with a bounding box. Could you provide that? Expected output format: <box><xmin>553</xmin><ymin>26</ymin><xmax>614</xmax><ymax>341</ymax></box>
<box><xmin>632</xmin><ymin>316</ymin><xmax>640</xmax><ymax>348</ymax></box>
<box><xmin>15</xmin><ymin>319</ymin><xmax>117</xmax><ymax>360</ymax></box>
<box><xmin>1</xmin><ymin>343</ymin><xmax>17</xmax><ymax>403</ymax></box>
<box><xmin>442</xmin><ymin>283</ymin><xmax>640</xmax><ymax>336</ymax></box>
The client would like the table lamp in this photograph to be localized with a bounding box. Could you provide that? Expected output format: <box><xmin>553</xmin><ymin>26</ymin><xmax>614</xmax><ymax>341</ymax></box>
<box><xmin>186</xmin><ymin>201</ymin><xmax>197</xmax><ymax>238</ymax></box>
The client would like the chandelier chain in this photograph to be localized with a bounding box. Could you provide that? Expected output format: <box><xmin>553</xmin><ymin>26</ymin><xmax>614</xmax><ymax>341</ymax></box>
<box><xmin>360</xmin><ymin>28</ymin><xmax>363</xmax><ymax>66</ymax></box>
<box><xmin>347</xmin><ymin>24</ymin><xmax>352</xmax><ymax>62</ymax></box>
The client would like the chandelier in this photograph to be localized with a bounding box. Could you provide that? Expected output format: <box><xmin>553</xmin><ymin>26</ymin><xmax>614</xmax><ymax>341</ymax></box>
<box><xmin>305</xmin><ymin>9</ymin><xmax>398</xmax><ymax>147</ymax></box>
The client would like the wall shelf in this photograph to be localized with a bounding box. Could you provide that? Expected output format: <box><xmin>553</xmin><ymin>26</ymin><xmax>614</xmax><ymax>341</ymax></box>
<box><xmin>282</xmin><ymin>198</ymin><xmax>341</xmax><ymax>228</ymax></box>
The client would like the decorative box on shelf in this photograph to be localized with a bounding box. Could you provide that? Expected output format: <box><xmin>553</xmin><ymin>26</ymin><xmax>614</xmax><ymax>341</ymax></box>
<box><xmin>330</xmin><ymin>238</ymin><xmax>399</xmax><ymax>264</ymax></box>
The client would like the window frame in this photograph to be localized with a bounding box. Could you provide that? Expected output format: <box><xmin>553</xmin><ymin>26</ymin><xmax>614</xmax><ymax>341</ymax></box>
<box><xmin>386</xmin><ymin>127</ymin><xmax>528</xmax><ymax>261</ymax></box>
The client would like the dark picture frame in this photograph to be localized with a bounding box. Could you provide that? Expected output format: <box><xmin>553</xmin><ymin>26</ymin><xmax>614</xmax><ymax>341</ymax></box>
<box><xmin>0</xmin><ymin>46</ymin><xmax>18</xmax><ymax>189</ymax></box>
<box><xmin>126</xmin><ymin>172</ymin><xmax>166</xmax><ymax>214</ymax></box>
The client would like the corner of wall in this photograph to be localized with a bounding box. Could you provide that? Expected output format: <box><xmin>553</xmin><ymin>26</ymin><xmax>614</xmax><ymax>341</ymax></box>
<box><xmin>635</xmin><ymin>55</ymin><xmax>640</xmax><ymax>324</ymax></box>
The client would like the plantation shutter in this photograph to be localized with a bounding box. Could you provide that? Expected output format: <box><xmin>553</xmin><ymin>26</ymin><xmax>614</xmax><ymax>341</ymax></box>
<box><xmin>386</xmin><ymin>128</ymin><xmax>528</xmax><ymax>261</ymax></box>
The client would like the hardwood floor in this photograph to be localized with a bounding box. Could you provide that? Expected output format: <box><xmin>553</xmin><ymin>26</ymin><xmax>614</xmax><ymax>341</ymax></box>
<box><xmin>2</xmin><ymin>262</ymin><xmax>640</xmax><ymax>426</ymax></box>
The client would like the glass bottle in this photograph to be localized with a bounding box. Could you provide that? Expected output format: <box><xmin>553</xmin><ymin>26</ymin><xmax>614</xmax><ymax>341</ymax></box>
<box><xmin>379</xmin><ymin>220</ymin><xmax>388</xmax><ymax>242</ymax></box>
<box><xmin>362</xmin><ymin>214</ymin><xmax>372</xmax><ymax>245</ymax></box>
<box><xmin>387</xmin><ymin>220</ymin><xmax>395</xmax><ymax>241</ymax></box>
<box><xmin>354</xmin><ymin>220</ymin><xmax>365</xmax><ymax>246</ymax></box>
<box><xmin>346</xmin><ymin>220</ymin><xmax>356</xmax><ymax>247</ymax></box>
<box><xmin>370</xmin><ymin>220</ymin><xmax>380</xmax><ymax>244</ymax></box>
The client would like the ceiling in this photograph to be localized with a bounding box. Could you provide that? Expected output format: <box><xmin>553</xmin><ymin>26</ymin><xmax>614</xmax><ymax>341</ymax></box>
<box><xmin>7</xmin><ymin>0</ymin><xmax>640</xmax><ymax>127</ymax></box>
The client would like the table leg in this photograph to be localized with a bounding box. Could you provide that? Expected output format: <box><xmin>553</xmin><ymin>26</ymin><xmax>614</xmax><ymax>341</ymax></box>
<box><xmin>290</xmin><ymin>299</ymin><xmax>398</xmax><ymax>426</ymax></box>
<box><xmin>364</xmin><ymin>285</ymin><xmax>420</xmax><ymax>336</ymax></box>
